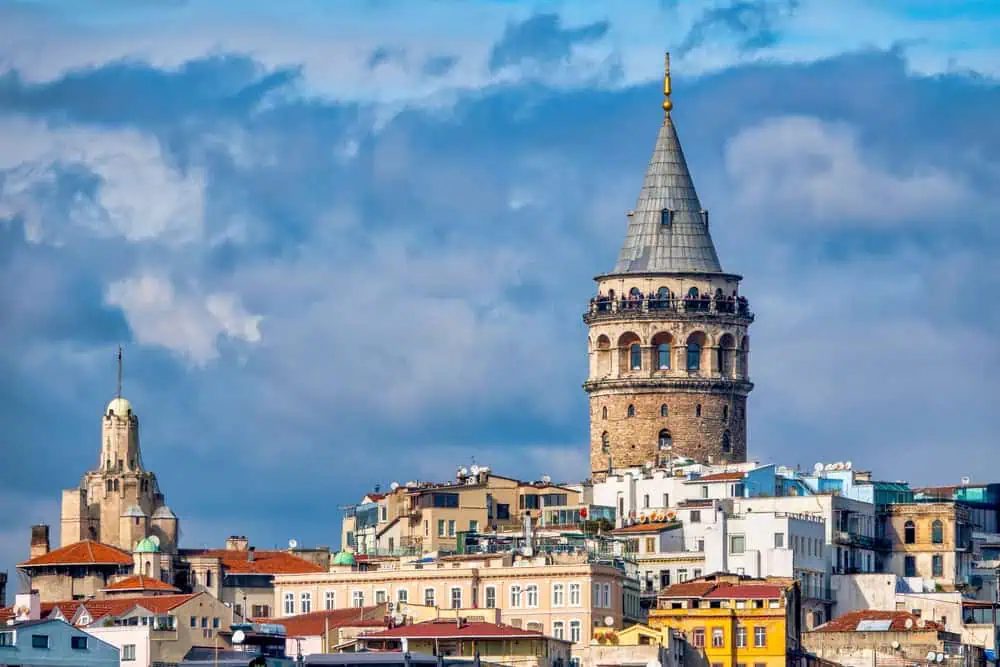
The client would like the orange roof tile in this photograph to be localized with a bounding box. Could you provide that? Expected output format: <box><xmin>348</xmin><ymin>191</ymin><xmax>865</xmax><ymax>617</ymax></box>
<box><xmin>19</xmin><ymin>540</ymin><xmax>133</xmax><ymax>567</ymax></box>
<box><xmin>179</xmin><ymin>549</ymin><xmax>325</xmax><ymax>575</ymax></box>
<box><xmin>364</xmin><ymin>620</ymin><xmax>561</xmax><ymax>641</ymax></box>
<box><xmin>686</xmin><ymin>472</ymin><xmax>745</xmax><ymax>482</ymax></box>
<box><xmin>612</xmin><ymin>521</ymin><xmax>681</xmax><ymax>534</ymax></box>
<box><xmin>260</xmin><ymin>607</ymin><xmax>387</xmax><ymax>636</ymax></box>
<box><xmin>103</xmin><ymin>575</ymin><xmax>181</xmax><ymax>593</ymax></box>
<box><xmin>0</xmin><ymin>593</ymin><xmax>200</xmax><ymax>626</ymax></box>
<box><xmin>815</xmin><ymin>610</ymin><xmax>944</xmax><ymax>633</ymax></box>
<box><xmin>659</xmin><ymin>582</ymin><xmax>716</xmax><ymax>598</ymax></box>
<box><xmin>704</xmin><ymin>584</ymin><xmax>784</xmax><ymax>599</ymax></box>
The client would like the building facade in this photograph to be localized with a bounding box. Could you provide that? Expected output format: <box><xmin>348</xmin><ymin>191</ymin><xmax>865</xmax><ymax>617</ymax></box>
<box><xmin>585</xmin><ymin>55</ymin><xmax>753</xmax><ymax>478</ymax></box>
<box><xmin>883</xmin><ymin>502</ymin><xmax>974</xmax><ymax>589</ymax></box>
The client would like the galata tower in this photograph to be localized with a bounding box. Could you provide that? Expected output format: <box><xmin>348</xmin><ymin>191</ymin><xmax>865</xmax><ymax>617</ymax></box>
<box><xmin>585</xmin><ymin>53</ymin><xmax>753</xmax><ymax>479</ymax></box>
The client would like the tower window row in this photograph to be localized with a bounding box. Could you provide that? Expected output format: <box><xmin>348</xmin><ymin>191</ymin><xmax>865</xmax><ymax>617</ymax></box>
<box><xmin>603</xmin><ymin>402</ymin><xmax>737</xmax><ymax>421</ymax></box>
<box><xmin>599</xmin><ymin>428</ymin><xmax>731</xmax><ymax>455</ymax></box>
<box><xmin>599</xmin><ymin>331</ymin><xmax>749</xmax><ymax>378</ymax></box>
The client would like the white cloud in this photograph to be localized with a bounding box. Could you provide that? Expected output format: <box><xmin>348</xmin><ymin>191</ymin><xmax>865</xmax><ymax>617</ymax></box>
<box><xmin>724</xmin><ymin>116</ymin><xmax>971</xmax><ymax>227</ymax></box>
<box><xmin>0</xmin><ymin>118</ymin><xmax>205</xmax><ymax>244</ymax></box>
<box><xmin>104</xmin><ymin>273</ymin><xmax>262</xmax><ymax>365</ymax></box>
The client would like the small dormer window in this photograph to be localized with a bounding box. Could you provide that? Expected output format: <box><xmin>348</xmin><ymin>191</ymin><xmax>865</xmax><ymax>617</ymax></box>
<box><xmin>700</xmin><ymin>209</ymin><xmax>709</xmax><ymax>228</ymax></box>
<box><xmin>661</xmin><ymin>208</ymin><xmax>672</xmax><ymax>226</ymax></box>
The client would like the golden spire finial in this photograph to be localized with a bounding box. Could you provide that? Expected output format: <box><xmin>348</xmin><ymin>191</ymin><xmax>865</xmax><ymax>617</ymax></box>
<box><xmin>662</xmin><ymin>51</ymin><xmax>673</xmax><ymax>113</ymax></box>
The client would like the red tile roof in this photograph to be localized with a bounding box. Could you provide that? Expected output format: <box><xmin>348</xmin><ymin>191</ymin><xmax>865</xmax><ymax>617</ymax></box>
<box><xmin>19</xmin><ymin>540</ymin><xmax>133</xmax><ymax>567</ymax></box>
<box><xmin>103</xmin><ymin>575</ymin><xmax>181</xmax><ymax>593</ymax></box>
<box><xmin>0</xmin><ymin>593</ymin><xmax>200</xmax><ymax>626</ymax></box>
<box><xmin>363</xmin><ymin>620</ymin><xmax>565</xmax><ymax>641</ymax></box>
<box><xmin>814</xmin><ymin>610</ymin><xmax>944</xmax><ymax>633</ymax></box>
<box><xmin>261</xmin><ymin>607</ymin><xmax>387</xmax><ymax>636</ymax></box>
<box><xmin>659</xmin><ymin>582</ymin><xmax>717</xmax><ymax>598</ymax></box>
<box><xmin>704</xmin><ymin>584</ymin><xmax>784</xmax><ymax>600</ymax></box>
<box><xmin>686</xmin><ymin>472</ymin><xmax>745</xmax><ymax>482</ymax></box>
<box><xmin>612</xmin><ymin>521</ymin><xmax>681</xmax><ymax>534</ymax></box>
<box><xmin>179</xmin><ymin>549</ymin><xmax>325</xmax><ymax>575</ymax></box>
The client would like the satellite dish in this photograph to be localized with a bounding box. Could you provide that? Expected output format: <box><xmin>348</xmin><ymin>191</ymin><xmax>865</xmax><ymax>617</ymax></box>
<box><xmin>541</xmin><ymin>475</ymin><xmax>552</xmax><ymax>484</ymax></box>
<box><xmin>905</xmin><ymin>618</ymin><xmax>914</xmax><ymax>629</ymax></box>
<box><xmin>927</xmin><ymin>652</ymin><xmax>937</xmax><ymax>661</ymax></box>
<box><xmin>936</xmin><ymin>654</ymin><xmax>944</xmax><ymax>663</ymax></box>
<box><xmin>460</xmin><ymin>467</ymin><xmax>469</xmax><ymax>476</ymax></box>
<box><xmin>470</xmin><ymin>465</ymin><xmax>480</xmax><ymax>475</ymax></box>
<box><xmin>845</xmin><ymin>461</ymin><xmax>853</xmax><ymax>470</ymax></box>
<box><xmin>393</xmin><ymin>612</ymin><xmax>405</xmax><ymax>625</ymax></box>
<box><xmin>604</xmin><ymin>616</ymin><xmax>614</xmax><ymax>627</ymax></box>
<box><xmin>891</xmin><ymin>641</ymin><xmax>900</xmax><ymax>650</ymax></box>
<box><xmin>232</xmin><ymin>630</ymin><xmax>246</xmax><ymax>644</ymax></box>
<box><xmin>288</xmin><ymin>538</ymin><xmax>298</xmax><ymax>549</ymax></box>
<box><xmin>813</xmin><ymin>463</ymin><xmax>824</xmax><ymax>473</ymax></box>
<box><xmin>149</xmin><ymin>535</ymin><xmax>161</xmax><ymax>547</ymax></box>
<box><xmin>390</xmin><ymin>482</ymin><xmax>400</xmax><ymax>490</ymax></box>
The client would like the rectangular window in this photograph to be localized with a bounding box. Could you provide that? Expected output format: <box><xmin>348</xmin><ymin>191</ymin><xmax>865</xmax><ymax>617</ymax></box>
<box><xmin>661</xmin><ymin>208</ymin><xmax>672</xmax><ymax>226</ymax></box>
<box><xmin>283</xmin><ymin>593</ymin><xmax>294</xmax><ymax>615</ymax></box>
<box><xmin>32</xmin><ymin>634</ymin><xmax>49</xmax><ymax>649</ymax></box>
<box><xmin>375</xmin><ymin>590</ymin><xmax>387</xmax><ymax>605</ymax></box>
<box><xmin>730</xmin><ymin>534</ymin><xmax>746</xmax><ymax>554</ymax></box>
<box><xmin>701</xmin><ymin>486</ymin><xmax>709</xmax><ymax>499</ymax></box>
<box><xmin>252</xmin><ymin>604</ymin><xmax>270</xmax><ymax>618</ymax></box>
<box><xmin>470</xmin><ymin>520</ymin><xmax>479</xmax><ymax>532</ymax></box>
<box><xmin>521</xmin><ymin>494</ymin><xmax>540</xmax><ymax>510</ymax></box>
<box><xmin>432</xmin><ymin>493</ymin><xmax>459</xmax><ymax>508</ymax></box>
<box><xmin>553</xmin><ymin>620</ymin><xmax>565</xmax><ymax>640</ymax></box>
<box><xmin>212</xmin><ymin>618</ymin><xmax>220</xmax><ymax>629</ymax></box>
<box><xmin>450</xmin><ymin>587</ymin><xmax>462</xmax><ymax>609</ymax></box>
<box><xmin>71</xmin><ymin>635</ymin><xmax>89</xmax><ymax>650</ymax></box>
<box><xmin>325</xmin><ymin>591</ymin><xmax>336</xmax><ymax>610</ymax></box>
<box><xmin>497</xmin><ymin>503</ymin><xmax>510</xmax><ymax>520</ymax></box>
<box><xmin>438</xmin><ymin>520</ymin><xmax>446</xmax><ymax>537</ymax></box>
<box><xmin>424</xmin><ymin>588</ymin><xmax>436</xmax><ymax>607</ymax></box>
<box><xmin>397</xmin><ymin>588</ymin><xmax>408</xmax><ymax>604</ymax></box>
<box><xmin>511</xmin><ymin>585</ymin><xmax>522</xmax><ymax>607</ymax></box>
<box><xmin>645</xmin><ymin>537</ymin><xmax>656</xmax><ymax>552</ymax></box>
<box><xmin>643</xmin><ymin>494</ymin><xmax>650</xmax><ymax>509</ymax></box>
<box><xmin>697</xmin><ymin>538</ymin><xmax>705</xmax><ymax>552</ymax></box>
<box><xmin>754</xmin><ymin>626</ymin><xmax>767</xmax><ymax>648</ymax></box>
<box><xmin>569</xmin><ymin>583</ymin><xmax>581</xmax><ymax>606</ymax></box>
<box><xmin>201</xmin><ymin>617</ymin><xmax>208</xmax><ymax>628</ymax></box>
<box><xmin>300</xmin><ymin>592</ymin><xmax>312</xmax><ymax>614</ymax></box>
<box><xmin>736</xmin><ymin>625</ymin><xmax>747</xmax><ymax>648</ymax></box>
<box><xmin>904</xmin><ymin>555</ymin><xmax>917</xmax><ymax>578</ymax></box>
<box><xmin>774</xmin><ymin>532</ymin><xmax>785</xmax><ymax>548</ymax></box>
<box><xmin>693</xmin><ymin>568</ymin><xmax>702</xmax><ymax>578</ymax></box>
<box><xmin>553</xmin><ymin>583</ymin><xmax>565</xmax><ymax>607</ymax></box>
<box><xmin>932</xmin><ymin>555</ymin><xmax>944</xmax><ymax>577</ymax></box>
<box><xmin>601</xmin><ymin>583</ymin><xmax>611</xmax><ymax>608</ymax></box>
<box><xmin>0</xmin><ymin>632</ymin><xmax>12</xmax><ymax>647</ymax></box>
<box><xmin>352</xmin><ymin>591</ymin><xmax>364</xmax><ymax>608</ymax></box>
<box><xmin>122</xmin><ymin>644</ymin><xmax>137</xmax><ymax>661</ymax></box>
<box><xmin>191</xmin><ymin>615</ymin><xmax>198</xmax><ymax>628</ymax></box>
<box><xmin>448</xmin><ymin>520</ymin><xmax>456</xmax><ymax>537</ymax></box>
<box><xmin>527</xmin><ymin>584</ymin><xmax>539</xmax><ymax>607</ymax></box>
<box><xmin>690</xmin><ymin>510</ymin><xmax>701</xmax><ymax>523</ymax></box>
<box><xmin>692</xmin><ymin>628</ymin><xmax>705</xmax><ymax>648</ymax></box>
<box><xmin>570</xmin><ymin>620</ymin><xmax>581</xmax><ymax>643</ymax></box>
<box><xmin>663</xmin><ymin>493</ymin><xmax>669</xmax><ymax>507</ymax></box>
<box><xmin>485</xmin><ymin>586</ymin><xmax>497</xmax><ymax>608</ymax></box>
<box><xmin>678</xmin><ymin>569</ymin><xmax>688</xmax><ymax>583</ymax></box>
<box><xmin>712</xmin><ymin>628</ymin><xmax>724</xmax><ymax>648</ymax></box>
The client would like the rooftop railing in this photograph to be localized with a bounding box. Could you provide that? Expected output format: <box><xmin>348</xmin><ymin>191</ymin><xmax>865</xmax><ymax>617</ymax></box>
<box><xmin>585</xmin><ymin>295</ymin><xmax>754</xmax><ymax>322</ymax></box>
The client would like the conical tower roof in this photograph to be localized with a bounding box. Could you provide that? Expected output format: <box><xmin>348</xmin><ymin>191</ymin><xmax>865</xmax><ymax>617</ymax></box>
<box><xmin>612</xmin><ymin>54</ymin><xmax>722</xmax><ymax>275</ymax></box>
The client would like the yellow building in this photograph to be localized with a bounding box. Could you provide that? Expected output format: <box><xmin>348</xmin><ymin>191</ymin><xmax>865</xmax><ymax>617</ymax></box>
<box><xmin>648</xmin><ymin>574</ymin><xmax>801</xmax><ymax>667</ymax></box>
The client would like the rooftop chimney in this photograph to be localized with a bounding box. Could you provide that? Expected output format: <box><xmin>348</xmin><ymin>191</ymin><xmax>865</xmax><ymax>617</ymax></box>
<box><xmin>30</xmin><ymin>525</ymin><xmax>50</xmax><ymax>559</ymax></box>
<box><xmin>248</xmin><ymin>546</ymin><xmax>256</xmax><ymax>562</ymax></box>
<box><xmin>226</xmin><ymin>536</ymin><xmax>249</xmax><ymax>552</ymax></box>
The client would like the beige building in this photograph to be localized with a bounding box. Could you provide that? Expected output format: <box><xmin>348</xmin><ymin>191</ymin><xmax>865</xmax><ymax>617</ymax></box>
<box><xmin>60</xmin><ymin>378</ymin><xmax>179</xmax><ymax>553</ymax></box>
<box><xmin>883</xmin><ymin>502</ymin><xmax>973</xmax><ymax>589</ymax></box>
<box><xmin>273</xmin><ymin>552</ymin><xmax>627</xmax><ymax>650</ymax></box>
<box><xmin>584</xmin><ymin>55</ymin><xmax>753</xmax><ymax>479</ymax></box>
<box><xmin>343</xmin><ymin>468</ymin><xmax>582</xmax><ymax>556</ymax></box>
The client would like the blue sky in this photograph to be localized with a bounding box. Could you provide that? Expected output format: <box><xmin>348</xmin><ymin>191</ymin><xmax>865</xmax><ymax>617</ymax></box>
<box><xmin>1</xmin><ymin>0</ymin><xmax>999</xmax><ymax>592</ymax></box>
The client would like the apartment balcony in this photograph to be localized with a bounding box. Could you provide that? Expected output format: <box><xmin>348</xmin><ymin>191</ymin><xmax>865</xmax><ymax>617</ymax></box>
<box><xmin>833</xmin><ymin>530</ymin><xmax>891</xmax><ymax>551</ymax></box>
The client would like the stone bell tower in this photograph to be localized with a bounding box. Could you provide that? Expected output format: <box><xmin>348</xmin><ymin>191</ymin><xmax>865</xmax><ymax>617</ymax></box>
<box><xmin>584</xmin><ymin>53</ymin><xmax>754</xmax><ymax>479</ymax></box>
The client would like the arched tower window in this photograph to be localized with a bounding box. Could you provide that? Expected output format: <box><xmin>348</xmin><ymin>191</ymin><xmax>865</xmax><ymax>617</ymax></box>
<box><xmin>627</xmin><ymin>404</ymin><xmax>636</xmax><ymax>418</ymax></box>
<box><xmin>655</xmin><ymin>287</ymin><xmax>670</xmax><ymax>309</ymax></box>
<box><xmin>904</xmin><ymin>521</ymin><xmax>915</xmax><ymax>544</ymax></box>
<box><xmin>658</xmin><ymin>430</ymin><xmax>672</xmax><ymax>450</ymax></box>
<box><xmin>718</xmin><ymin>334</ymin><xmax>736</xmax><ymax>377</ymax></box>
<box><xmin>660</xmin><ymin>404</ymin><xmax>669</xmax><ymax>418</ymax></box>
<box><xmin>687</xmin><ymin>287</ymin><xmax>699</xmax><ymax>299</ymax></box>
<box><xmin>618</xmin><ymin>332</ymin><xmax>641</xmax><ymax>373</ymax></box>
<box><xmin>629</xmin><ymin>287</ymin><xmax>641</xmax><ymax>298</ymax></box>
<box><xmin>652</xmin><ymin>332</ymin><xmax>672</xmax><ymax>370</ymax></box>
<box><xmin>932</xmin><ymin>520</ymin><xmax>944</xmax><ymax>544</ymax></box>
<box><xmin>596</xmin><ymin>335</ymin><xmax>612</xmax><ymax>377</ymax></box>
<box><xmin>113</xmin><ymin>479</ymin><xmax>119</xmax><ymax>492</ymax></box>
<box><xmin>722</xmin><ymin>431</ymin><xmax>731</xmax><ymax>453</ymax></box>
<box><xmin>145</xmin><ymin>561</ymin><xmax>152</xmax><ymax>576</ymax></box>
<box><xmin>601</xmin><ymin>432</ymin><xmax>610</xmax><ymax>454</ymax></box>
<box><xmin>686</xmin><ymin>332</ymin><xmax>706</xmax><ymax>372</ymax></box>
<box><xmin>601</xmin><ymin>406</ymin><xmax>608</xmax><ymax>420</ymax></box>
<box><xmin>739</xmin><ymin>336</ymin><xmax>750</xmax><ymax>377</ymax></box>
<box><xmin>695</xmin><ymin>404</ymin><xmax>702</xmax><ymax>417</ymax></box>
<box><xmin>106</xmin><ymin>479</ymin><xmax>113</xmax><ymax>492</ymax></box>
<box><xmin>722</xmin><ymin>405</ymin><xmax>729</xmax><ymax>422</ymax></box>
<box><xmin>629</xmin><ymin>343</ymin><xmax>642</xmax><ymax>371</ymax></box>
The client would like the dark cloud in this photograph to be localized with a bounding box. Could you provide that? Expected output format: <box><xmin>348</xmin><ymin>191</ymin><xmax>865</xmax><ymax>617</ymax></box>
<box><xmin>488</xmin><ymin>13</ymin><xmax>609</xmax><ymax>72</ymax></box>
<box><xmin>676</xmin><ymin>0</ymin><xmax>800</xmax><ymax>56</ymax></box>
<box><xmin>367</xmin><ymin>46</ymin><xmax>406</xmax><ymax>69</ymax></box>
<box><xmin>422</xmin><ymin>54</ymin><xmax>458</xmax><ymax>78</ymax></box>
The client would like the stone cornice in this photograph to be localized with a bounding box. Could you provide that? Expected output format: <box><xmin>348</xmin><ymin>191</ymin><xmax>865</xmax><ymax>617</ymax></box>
<box><xmin>583</xmin><ymin>377</ymin><xmax>754</xmax><ymax>395</ymax></box>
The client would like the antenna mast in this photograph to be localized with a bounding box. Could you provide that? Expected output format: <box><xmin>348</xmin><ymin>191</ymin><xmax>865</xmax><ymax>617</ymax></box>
<box><xmin>116</xmin><ymin>346</ymin><xmax>123</xmax><ymax>398</ymax></box>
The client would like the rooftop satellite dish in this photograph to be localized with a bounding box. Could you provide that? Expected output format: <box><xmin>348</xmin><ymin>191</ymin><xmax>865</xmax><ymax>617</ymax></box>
<box><xmin>460</xmin><ymin>467</ymin><xmax>469</xmax><ymax>476</ymax></box>
<box><xmin>604</xmin><ymin>616</ymin><xmax>614</xmax><ymax>627</ymax></box>
<box><xmin>541</xmin><ymin>475</ymin><xmax>552</xmax><ymax>484</ymax></box>
<box><xmin>390</xmin><ymin>482</ymin><xmax>400</xmax><ymax>490</ymax></box>
<box><xmin>470</xmin><ymin>465</ymin><xmax>480</xmax><ymax>475</ymax></box>
<box><xmin>813</xmin><ymin>463</ymin><xmax>824</xmax><ymax>473</ymax></box>
<box><xmin>845</xmin><ymin>461</ymin><xmax>853</xmax><ymax>470</ymax></box>
<box><xmin>393</xmin><ymin>611</ymin><xmax>405</xmax><ymax>624</ymax></box>
<box><xmin>905</xmin><ymin>618</ymin><xmax>914</xmax><ymax>629</ymax></box>
<box><xmin>825</xmin><ymin>463</ymin><xmax>835</xmax><ymax>471</ymax></box>
<box><xmin>926</xmin><ymin>652</ymin><xmax>937</xmax><ymax>661</ymax></box>
<box><xmin>232</xmin><ymin>630</ymin><xmax>246</xmax><ymax>644</ymax></box>
<box><xmin>149</xmin><ymin>535</ymin><xmax>161</xmax><ymax>547</ymax></box>
<box><xmin>936</xmin><ymin>654</ymin><xmax>944</xmax><ymax>663</ymax></box>
<box><xmin>891</xmin><ymin>641</ymin><xmax>900</xmax><ymax>650</ymax></box>
<box><xmin>288</xmin><ymin>538</ymin><xmax>298</xmax><ymax>549</ymax></box>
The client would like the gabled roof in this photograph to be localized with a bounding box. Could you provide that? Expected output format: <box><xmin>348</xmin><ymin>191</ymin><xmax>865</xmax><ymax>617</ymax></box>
<box><xmin>704</xmin><ymin>584</ymin><xmax>784</xmax><ymax>600</ymax></box>
<box><xmin>610</xmin><ymin>109</ymin><xmax>722</xmax><ymax>275</ymax></box>
<box><xmin>262</xmin><ymin>606</ymin><xmax>387</xmax><ymax>636</ymax></box>
<box><xmin>103</xmin><ymin>575</ymin><xmax>181</xmax><ymax>593</ymax></box>
<box><xmin>19</xmin><ymin>540</ymin><xmax>133</xmax><ymax>568</ymax></box>
<box><xmin>659</xmin><ymin>582</ymin><xmax>716</xmax><ymax>598</ymax></box>
<box><xmin>814</xmin><ymin>610</ymin><xmax>944</xmax><ymax>633</ymax></box>
<box><xmin>0</xmin><ymin>593</ymin><xmax>201</xmax><ymax>626</ymax></box>
<box><xmin>179</xmin><ymin>548</ymin><xmax>325</xmax><ymax>575</ymax></box>
<box><xmin>612</xmin><ymin>521</ymin><xmax>681</xmax><ymax>535</ymax></box>
<box><xmin>363</xmin><ymin>620</ymin><xmax>569</xmax><ymax>642</ymax></box>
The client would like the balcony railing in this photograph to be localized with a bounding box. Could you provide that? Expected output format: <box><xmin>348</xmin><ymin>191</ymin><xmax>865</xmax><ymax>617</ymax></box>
<box><xmin>585</xmin><ymin>295</ymin><xmax>754</xmax><ymax>323</ymax></box>
<box><xmin>833</xmin><ymin>531</ymin><xmax>892</xmax><ymax>551</ymax></box>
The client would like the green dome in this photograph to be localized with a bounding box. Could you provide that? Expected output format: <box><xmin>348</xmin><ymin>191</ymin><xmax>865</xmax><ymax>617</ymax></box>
<box><xmin>134</xmin><ymin>537</ymin><xmax>160</xmax><ymax>553</ymax></box>
<box><xmin>332</xmin><ymin>550</ymin><xmax>355</xmax><ymax>566</ymax></box>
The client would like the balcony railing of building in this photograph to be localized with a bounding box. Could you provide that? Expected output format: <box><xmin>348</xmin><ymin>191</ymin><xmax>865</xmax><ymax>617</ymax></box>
<box><xmin>833</xmin><ymin>531</ymin><xmax>892</xmax><ymax>551</ymax></box>
<box><xmin>585</xmin><ymin>294</ymin><xmax>754</xmax><ymax>323</ymax></box>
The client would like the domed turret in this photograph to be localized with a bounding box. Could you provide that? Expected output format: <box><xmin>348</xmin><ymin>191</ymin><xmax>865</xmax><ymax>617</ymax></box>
<box><xmin>134</xmin><ymin>536</ymin><xmax>160</xmax><ymax>553</ymax></box>
<box><xmin>332</xmin><ymin>550</ymin><xmax>356</xmax><ymax>567</ymax></box>
<box><xmin>106</xmin><ymin>397</ymin><xmax>133</xmax><ymax>418</ymax></box>
<box><xmin>150</xmin><ymin>505</ymin><xmax>178</xmax><ymax>551</ymax></box>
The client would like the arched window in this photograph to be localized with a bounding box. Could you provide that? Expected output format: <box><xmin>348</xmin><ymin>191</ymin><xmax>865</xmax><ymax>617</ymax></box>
<box><xmin>601</xmin><ymin>432</ymin><xmax>610</xmax><ymax>454</ymax></box>
<box><xmin>722</xmin><ymin>405</ymin><xmax>729</xmax><ymax>422</ymax></box>
<box><xmin>106</xmin><ymin>479</ymin><xmax>113</xmax><ymax>492</ymax></box>
<box><xmin>629</xmin><ymin>343</ymin><xmax>642</xmax><ymax>370</ymax></box>
<box><xmin>627</xmin><ymin>404</ymin><xmax>636</xmax><ymax>418</ymax></box>
<box><xmin>660</xmin><ymin>404</ymin><xmax>669</xmax><ymax>418</ymax></box>
<box><xmin>658</xmin><ymin>430</ymin><xmax>672</xmax><ymax>450</ymax></box>
<box><xmin>657</xmin><ymin>343</ymin><xmax>671</xmax><ymax>369</ymax></box>
<box><xmin>904</xmin><ymin>521</ymin><xmax>915</xmax><ymax>544</ymax></box>
<box><xmin>601</xmin><ymin>406</ymin><xmax>608</xmax><ymax>420</ymax></box>
<box><xmin>656</xmin><ymin>286</ymin><xmax>670</xmax><ymax>306</ymax></box>
<box><xmin>687</xmin><ymin>287</ymin><xmax>699</xmax><ymax>299</ymax></box>
<box><xmin>722</xmin><ymin>431</ymin><xmax>731</xmax><ymax>453</ymax></box>
<box><xmin>695</xmin><ymin>404</ymin><xmax>702</xmax><ymax>417</ymax></box>
<box><xmin>739</xmin><ymin>336</ymin><xmax>750</xmax><ymax>377</ymax></box>
<box><xmin>113</xmin><ymin>479</ymin><xmax>119</xmax><ymax>492</ymax></box>
<box><xmin>932</xmin><ymin>520</ymin><xmax>944</xmax><ymax>544</ymax></box>
<box><xmin>718</xmin><ymin>334</ymin><xmax>735</xmax><ymax>377</ymax></box>
<box><xmin>686</xmin><ymin>332</ymin><xmax>705</xmax><ymax>372</ymax></box>
<box><xmin>618</xmin><ymin>332</ymin><xmax>641</xmax><ymax>373</ymax></box>
<box><xmin>144</xmin><ymin>561</ymin><xmax>152</xmax><ymax>576</ymax></box>
<box><xmin>629</xmin><ymin>287</ymin><xmax>641</xmax><ymax>298</ymax></box>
